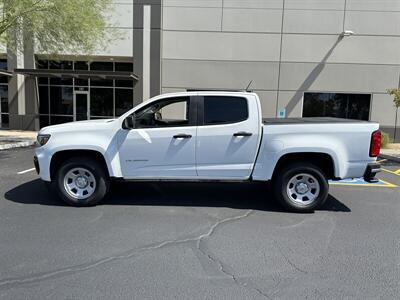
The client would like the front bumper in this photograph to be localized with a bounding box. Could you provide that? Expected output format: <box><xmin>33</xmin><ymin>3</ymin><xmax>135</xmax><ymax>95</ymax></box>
<box><xmin>33</xmin><ymin>156</ymin><xmax>40</xmax><ymax>174</ymax></box>
<box><xmin>364</xmin><ymin>163</ymin><xmax>381</xmax><ymax>183</ymax></box>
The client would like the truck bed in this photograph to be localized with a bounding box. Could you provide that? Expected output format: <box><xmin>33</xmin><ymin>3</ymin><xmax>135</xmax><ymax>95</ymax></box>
<box><xmin>262</xmin><ymin>117</ymin><xmax>370</xmax><ymax>125</ymax></box>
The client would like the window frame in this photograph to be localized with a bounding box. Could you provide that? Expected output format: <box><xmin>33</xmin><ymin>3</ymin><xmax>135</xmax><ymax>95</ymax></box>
<box><xmin>197</xmin><ymin>95</ymin><xmax>249</xmax><ymax>126</ymax></box>
<box><xmin>128</xmin><ymin>96</ymin><xmax>198</xmax><ymax>129</ymax></box>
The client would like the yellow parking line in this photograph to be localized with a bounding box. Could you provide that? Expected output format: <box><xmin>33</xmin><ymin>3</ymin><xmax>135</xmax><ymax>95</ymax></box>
<box><xmin>329</xmin><ymin>179</ymin><xmax>397</xmax><ymax>188</ymax></box>
<box><xmin>377</xmin><ymin>159</ymin><xmax>387</xmax><ymax>163</ymax></box>
<box><xmin>382</xmin><ymin>168</ymin><xmax>400</xmax><ymax>176</ymax></box>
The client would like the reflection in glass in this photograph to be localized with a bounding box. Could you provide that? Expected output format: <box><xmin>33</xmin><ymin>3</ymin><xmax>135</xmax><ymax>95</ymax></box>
<box><xmin>115</xmin><ymin>89</ymin><xmax>133</xmax><ymax>116</ymax></box>
<box><xmin>90</xmin><ymin>62</ymin><xmax>113</xmax><ymax>87</ymax></box>
<box><xmin>50</xmin><ymin>86</ymin><xmax>73</xmax><ymax>115</ymax></box>
<box><xmin>50</xmin><ymin>115</ymin><xmax>73</xmax><ymax>125</ymax></box>
<box><xmin>0</xmin><ymin>85</ymin><xmax>8</xmax><ymax>113</ymax></box>
<box><xmin>303</xmin><ymin>93</ymin><xmax>371</xmax><ymax>121</ymax></box>
<box><xmin>39</xmin><ymin>86</ymin><xmax>49</xmax><ymax>114</ymax></box>
<box><xmin>90</xmin><ymin>88</ymin><xmax>113</xmax><ymax>117</ymax></box>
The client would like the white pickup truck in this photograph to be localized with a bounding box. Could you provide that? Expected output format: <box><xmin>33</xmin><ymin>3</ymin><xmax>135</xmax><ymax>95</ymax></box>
<box><xmin>34</xmin><ymin>91</ymin><xmax>381</xmax><ymax>212</ymax></box>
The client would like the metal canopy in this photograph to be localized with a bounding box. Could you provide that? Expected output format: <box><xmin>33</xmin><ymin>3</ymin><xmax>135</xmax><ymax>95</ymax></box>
<box><xmin>13</xmin><ymin>68</ymin><xmax>139</xmax><ymax>83</ymax></box>
<box><xmin>0</xmin><ymin>70</ymin><xmax>13</xmax><ymax>77</ymax></box>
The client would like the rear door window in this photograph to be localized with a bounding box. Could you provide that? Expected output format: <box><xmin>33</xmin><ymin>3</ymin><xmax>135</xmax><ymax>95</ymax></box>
<box><xmin>203</xmin><ymin>96</ymin><xmax>248</xmax><ymax>125</ymax></box>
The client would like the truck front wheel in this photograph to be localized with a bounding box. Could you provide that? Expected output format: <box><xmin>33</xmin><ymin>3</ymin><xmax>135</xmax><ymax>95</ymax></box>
<box><xmin>273</xmin><ymin>162</ymin><xmax>329</xmax><ymax>213</ymax></box>
<box><xmin>53</xmin><ymin>157</ymin><xmax>110</xmax><ymax>206</ymax></box>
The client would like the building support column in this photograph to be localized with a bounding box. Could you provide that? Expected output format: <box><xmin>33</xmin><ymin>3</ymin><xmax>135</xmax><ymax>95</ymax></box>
<box><xmin>7</xmin><ymin>32</ymin><xmax>39</xmax><ymax>131</ymax></box>
<box><xmin>133</xmin><ymin>0</ymin><xmax>162</xmax><ymax>106</ymax></box>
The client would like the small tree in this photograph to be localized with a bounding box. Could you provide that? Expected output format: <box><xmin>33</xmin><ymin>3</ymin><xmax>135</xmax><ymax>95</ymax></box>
<box><xmin>0</xmin><ymin>0</ymin><xmax>115</xmax><ymax>55</ymax></box>
<box><xmin>387</xmin><ymin>88</ymin><xmax>400</xmax><ymax>142</ymax></box>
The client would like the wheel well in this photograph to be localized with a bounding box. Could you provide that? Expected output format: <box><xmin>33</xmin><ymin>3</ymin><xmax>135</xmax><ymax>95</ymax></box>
<box><xmin>273</xmin><ymin>153</ymin><xmax>335</xmax><ymax>180</ymax></box>
<box><xmin>50</xmin><ymin>150</ymin><xmax>109</xmax><ymax>180</ymax></box>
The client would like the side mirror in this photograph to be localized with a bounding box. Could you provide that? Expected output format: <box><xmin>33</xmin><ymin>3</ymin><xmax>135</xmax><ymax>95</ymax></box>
<box><xmin>123</xmin><ymin>115</ymin><xmax>136</xmax><ymax>129</ymax></box>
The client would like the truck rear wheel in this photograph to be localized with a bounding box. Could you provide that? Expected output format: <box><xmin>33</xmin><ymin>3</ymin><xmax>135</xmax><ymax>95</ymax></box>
<box><xmin>273</xmin><ymin>162</ymin><xmax>329</xmax><ymax>213</ymax></box>
<box><xmin>53</xmin><ymin>157</ymin><xmax>110</xmax><ymax>206</ymax></box>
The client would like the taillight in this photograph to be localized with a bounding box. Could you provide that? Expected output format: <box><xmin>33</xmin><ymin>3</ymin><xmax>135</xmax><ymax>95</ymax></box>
<box><xmin>369</xmin><ymin>130</ymin><xmax>381</xmax><ymax>157</ymax></box>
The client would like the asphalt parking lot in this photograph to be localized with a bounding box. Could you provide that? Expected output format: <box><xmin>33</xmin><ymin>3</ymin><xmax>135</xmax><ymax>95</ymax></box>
<box><xmin>0</xmin><ymin>147</ymin><xmax>399</xmax><ymax>299</ymax></box>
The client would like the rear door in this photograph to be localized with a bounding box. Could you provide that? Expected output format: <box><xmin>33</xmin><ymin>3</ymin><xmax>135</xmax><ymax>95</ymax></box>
<box><xmin>196</xmin><ymin>94</ymin><xmax>261</xmax><ymax>179</ymax></box>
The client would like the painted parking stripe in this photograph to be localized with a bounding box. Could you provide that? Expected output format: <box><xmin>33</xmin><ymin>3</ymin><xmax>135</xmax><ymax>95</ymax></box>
<box><xmin>382</xmin><ymin>168</ymin><xmax>400</xmax><ymax>176</ymax></box>
<box><xmin>17</xmin><ymin>168</ymin><xmax>36</xmax><ymax>175</ymax></box>
<box><xmin>329</xmin><ymin>178</ymin><xmax>397</xmax><ymax>188</ymax></box>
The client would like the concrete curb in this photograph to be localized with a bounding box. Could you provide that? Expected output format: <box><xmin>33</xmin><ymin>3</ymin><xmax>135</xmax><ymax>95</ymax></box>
<box><xmin>0</xmin><ymin>140</ymin><xmax>36</xmax><ymax>150</ymax></box>
<box><xmin>379</xmin><ymin>153</ymin><xmax>400</xmax><ymax>164</ymax></box>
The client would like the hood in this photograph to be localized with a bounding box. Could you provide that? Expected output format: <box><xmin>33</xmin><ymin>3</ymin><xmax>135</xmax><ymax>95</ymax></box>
<box><xmin>39</xmin><ymin>119</ymin><xmax>117</xmax><ymax>135</ymax></box>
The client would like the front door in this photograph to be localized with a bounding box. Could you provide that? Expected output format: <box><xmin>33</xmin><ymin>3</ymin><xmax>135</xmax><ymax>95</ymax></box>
<box><xmin>118</xmin><ymin>96</ymin><xmax>197</xmax><ymax>179</ymax></box>
<box><xmin>74</xmin><ymin>91</ymin><xmax>89</xmax><ymax>121</ymax></box>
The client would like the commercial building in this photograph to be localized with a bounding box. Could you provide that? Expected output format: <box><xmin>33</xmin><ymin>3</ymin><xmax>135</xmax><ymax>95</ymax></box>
<box><xmin>1</xmin><ymin>0</ymin><xmax>400</xmax><ymax>141</ymax></box>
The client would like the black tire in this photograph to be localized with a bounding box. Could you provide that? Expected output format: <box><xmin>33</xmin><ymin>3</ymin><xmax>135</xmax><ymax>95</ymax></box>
<box><xmin>52</xmin><ymin>157</ymin><xmax>110</xmax><ymax>207</ymax></box>
<box><xmin>273</xmin><ymin>162</ymin><xmax>329</xmax><ymax>213</ymax></box>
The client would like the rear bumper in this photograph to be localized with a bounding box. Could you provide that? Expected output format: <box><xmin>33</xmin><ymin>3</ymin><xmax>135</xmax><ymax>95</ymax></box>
<box><xmin>364</xmin><ymin>163</ymin><xmax>381</xmax><ymax>183</ymax></box>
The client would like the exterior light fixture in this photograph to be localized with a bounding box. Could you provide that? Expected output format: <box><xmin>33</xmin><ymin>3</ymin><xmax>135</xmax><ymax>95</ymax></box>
<box><xmin>341</xmin><ymin>30</ymin><xmax>355</xmax><ymax>37</ymax></box>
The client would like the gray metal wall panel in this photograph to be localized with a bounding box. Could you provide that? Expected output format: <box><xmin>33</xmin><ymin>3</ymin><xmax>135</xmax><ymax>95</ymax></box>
<box><xmin>282</xmin><ymin>34</ymin><xmax>400</xmax><ymax>65</ymax></box>
<box><xmin>370</xmin><ymin>94</ymin><xmax>399</xmax><ymax>127</ymax></box>
<box><xmin>279</xmin><ymin>63</ymin><xmax>400</xmax><ymax>93</ymax></box>
<box><xmin>277</xmin><ymin>91</ymin><xmax>304</xmax><ymax>117</ymax></box>
<box><xmin>255</xmin><ymin>91</ymin><xmax>278</xmax><ymax>118</ymax></box>
<box><xmin>163</xmin><ymin>7</ymin><xmax>221</xmax><ymax>31</ymax></box>
<box><xmin>346</xmin><ymin>0</ymin><xmax>400</xmax><ymax>11</ymax></box>
<box><xmin>162</xmin><ymin>59</ymin><xmax>279</xmax><ymax>90</ymax></box>
<box><xmin>345</xmin><ymin>11</ymin><xmax>400</xmax><ymax>36</ymax></box>
<box><xmin>162</xmin><ymin>31</ymin><xmax>281</xmax><ymax>61</ymax></box>
<box><xmin>283</xmin><ymin>10</ymin><xmax>343</xmax><ymax>34</ymax></box>
<box><xmin>163</xmin><ymin>0</ymin><xmax>222</xmax><ymax>7</ymax></box>
<box><xmin>285</xmin><ymin>0</ymin><xmax>345</xmax><ymax>10</ymax></box>
<box><xmin>222</xmin><ymin>8</ymin><xmax>282</xmax><ymax>33</ymax></box>
<box><xmin>223</xmin><ymin>0</ymin><xmax>283</xmax><ymax>9</ymax></box>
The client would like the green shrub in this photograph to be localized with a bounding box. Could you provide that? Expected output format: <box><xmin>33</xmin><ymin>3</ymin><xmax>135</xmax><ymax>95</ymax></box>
<box><xmin>381</xmin><ymin>131</ymin><xmax>391</xmax><ymax>149</ymax></box>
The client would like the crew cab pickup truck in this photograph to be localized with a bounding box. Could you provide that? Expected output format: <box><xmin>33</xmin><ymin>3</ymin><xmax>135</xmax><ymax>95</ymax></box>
<box><xmin>34</xmin><ymin>91</ymin><xmax>381</xmax><ymax>212</ymax></box>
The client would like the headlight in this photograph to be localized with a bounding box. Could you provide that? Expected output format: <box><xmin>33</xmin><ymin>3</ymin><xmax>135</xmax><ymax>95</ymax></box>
<box><xmin>37</xmin><ymin>134</ymin><xmax>51</xmax><ymax>146</ymax></box>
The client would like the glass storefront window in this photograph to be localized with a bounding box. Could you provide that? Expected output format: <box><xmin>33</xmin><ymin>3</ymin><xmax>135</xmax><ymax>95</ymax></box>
<box><xmin>36</xmin><ymin>60</ymin><xmax>49</xmax><ymax>84</ymax></box>
<box><xmin>49</xmin><ymin>60</ymin><xmax>73</xmax><ymax>85</ymax></box>
<box><xmin>1</xmin><ymin>114</ymin><xmax>9</xmax><ymax>128</ymax></box>
<box><xmin>74</xmin><ymin>61</ymin><xmax>89</xmax><ymax>86</ymax></box>
<box><xmin>303</xmin><ymin>93</ymin><xmax>371</xmax><ymax>121</ymax></box>
<box><xmin>90</xmin><ymin>62</ymin><xmax>113</xmax><ymax>87</ymax></box>
<box><xmin>39</xmin><ymin>86</ymin><xmax>49</xmax><ymax>114</ymax></box>
<box><xmin>115</xmin><ymin>62</ymin><xmax>134</xmax><ymax>88</ymax></box>
<box><xmin>37</xmin><ymin>59</ymin><xmax>134</xmax><ymax>128</ymax></box>
<box><xmin>50</xmin><ymin>115</ymin><xmax>73</xmax><ymax>125</ymax></box>
<box><xmin>39</xmin><ymin>115</ymin><xmax>50</xmax><ymax>128</ymax></box>
<box><xmin>115</xmin><ymin>89</ymin><xmax>133</xmax><ymax>116</ymax></box>
<box><xmin>0</xmin><ymin>85</ymin><xmax>8</xmax><ymax>113</ymax></box>
<box><xmin>0</xmin><ymin>59</ymin><xmax>8</xmax><ymax>84</ymax></box>
<box><xmin>90</xmin><ymin>88</ymin><xmax>113</xmax><ymax>117</ymax></box>
<box><xmin>50</xmin><ymin>86</ymin><xmax>73</xmax><ymax>115</ymax></box>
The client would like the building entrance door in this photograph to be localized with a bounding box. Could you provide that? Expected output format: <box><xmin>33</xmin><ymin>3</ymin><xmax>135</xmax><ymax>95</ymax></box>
<box><xmin>74</xmin><ymin>91</ymin><xmax>89</xmax><ymax>121</ymax></box>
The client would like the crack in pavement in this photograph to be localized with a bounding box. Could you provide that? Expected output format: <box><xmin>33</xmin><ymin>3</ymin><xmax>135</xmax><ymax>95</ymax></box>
<box><xmin>195</xmin><ymin>210</ymin><xmax>272</xmax><ymax>299</ymax></box>
<box><xmin>0</xmin><ymin>210</ymin><xmax>253</xmax><ymax>290</ymax></box>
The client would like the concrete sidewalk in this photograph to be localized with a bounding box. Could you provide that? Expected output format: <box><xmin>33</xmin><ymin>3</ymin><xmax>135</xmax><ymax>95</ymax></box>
<box><xmin>0</xmin><ymin>130</ymin><xmax>37</xmax><ymax>150</ymax></box>
<box><xmin>380</xmin><ymin>144</ymin><xmax>400</xmax><ymax>163</ymax></box>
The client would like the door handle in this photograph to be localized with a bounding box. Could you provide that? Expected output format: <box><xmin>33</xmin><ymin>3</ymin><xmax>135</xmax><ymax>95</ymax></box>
<box><xmin>173</xmin><ymin>134</ymin><xmax>192</xmax><ymax>139</ymax></box>
<box><xmin>233</xmin><ymin>131</ymin><xmax>253</xmax><ymax>137</ymax></box>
